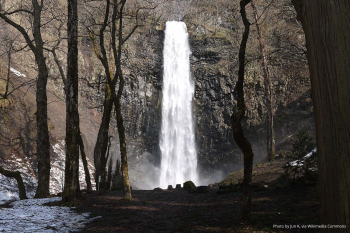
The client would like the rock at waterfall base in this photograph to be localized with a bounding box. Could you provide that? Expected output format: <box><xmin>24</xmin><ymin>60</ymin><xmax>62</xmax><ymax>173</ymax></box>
<box><xmin>183</xmin><ymin>181</ymin><xmax>196</xmax><ymax>189</ymax></box>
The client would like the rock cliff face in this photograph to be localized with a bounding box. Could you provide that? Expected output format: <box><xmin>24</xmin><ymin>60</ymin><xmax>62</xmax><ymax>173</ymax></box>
<box><xmin>0</xmin><ymin>0</ymin><xmax>315</xmax><ymax>189</ymax></box>
<box><xmin>98</xmin><ymin>20</ymin><xmax>314</xmax><ymax>187</ymax></box>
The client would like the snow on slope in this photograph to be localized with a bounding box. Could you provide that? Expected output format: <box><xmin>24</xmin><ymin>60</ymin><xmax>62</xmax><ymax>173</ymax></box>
<box><xmin>51</xmin><ymin>140</ymin><xmax>96</xmax><ymax>194</ymax></box>
<box><xmin>0</xmin><ymin>140</ymin><xmax>96</xmax><ymax>204</ymax></box>
<box><xmin>0</xmin><ymin>154</ymin><xmax>37</xmax><ymax>204</ymax></box>
<box><xmin>289</xmin><ymin>148</ymin><xmax>317</xmax><ymax>167</ymax></box>
<box><xmin>0</xmin><ymin>197</ymin><xmax>100</xmax><ymax>232</ymax></box>
<box><xmin>10</xmin><ymin>67</ymin><xmax>27</xmax><ymax>77</ymax></box>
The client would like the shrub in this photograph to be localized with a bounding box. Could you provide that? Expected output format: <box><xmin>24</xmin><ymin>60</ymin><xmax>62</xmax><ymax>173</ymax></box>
<box><xmin>284</xmin><ymin>130</ymin><xmax>317</xmax><ymax>184</ymax></box>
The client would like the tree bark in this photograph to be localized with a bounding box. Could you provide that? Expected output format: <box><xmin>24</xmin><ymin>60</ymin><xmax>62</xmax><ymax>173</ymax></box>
<box><xmin>106</xmin><ymin>157</ymin><xmax>112</xmax><ymax>190</ymax></box>
<box><xmin>63</xmin><ymin>0</ymin><xmax>81</xmax><ymax>203</ymax></box>
<box><xmin>291</xmin><ymin>0</ymin><xmax>350</xmax><ymax>231</ymax></box>
<box><xmin>231</xmin><ymin>0</ymin><xmax>254</xmax><ymax>222</ymax></box>
<box><xmin>32</xmin><ymin>0</ymin><xmax>51</xmax><ymax>198</ymax></box>
<box><xmin>3</xmin><ymin>42</ymin><xmax>12</xmax><ymax>99</ymax></box>
<box><xmin>0</xmin><ymin>0</ymin><xmax>51</xmax><ymax>198</ymax></box>
<box><xmin>111</xmin><ymin>0</ymin><xmax>132</xmax><ymax>201</ymax></box>
<box><xmin>90</xmin><ymin>0</ymin><xmax>132</xmax><ymax>199</ymax></box>
<box><xmin>93</xmin><ymin>87</ymin><xmax>113</xmax><ymax>190</ymax></box>
<box><xmin>251</xmin><ymin>1</ymin><xmax>275</xmax><ymax>161</ymax></box>
<box><xmin>113</xmin><ymin>94</ymin><xmax>132</xmax><ymax>200</ymax></box>
<box><xmin>0</xmin><ymin>166</ymin><xmax>27</xmax><ymax>200</ymax></box>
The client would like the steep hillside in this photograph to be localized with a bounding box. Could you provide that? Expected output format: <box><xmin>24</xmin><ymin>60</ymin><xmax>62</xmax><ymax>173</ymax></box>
<box><xmin>0</xmin><ymin>0</ymin><xmax>315</xmax><ymax>192</ymax></box>
<box><xmin>0</xmin><ymin>66</ymin><xmax>97</xmax><ymax>202</ymax></box>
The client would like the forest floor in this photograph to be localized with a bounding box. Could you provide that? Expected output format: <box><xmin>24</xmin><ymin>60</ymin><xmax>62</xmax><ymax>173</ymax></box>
<box><xmin>75</xmin><ymin>157</ymin><xmax>319</xmax><ymax>233</ymax></box>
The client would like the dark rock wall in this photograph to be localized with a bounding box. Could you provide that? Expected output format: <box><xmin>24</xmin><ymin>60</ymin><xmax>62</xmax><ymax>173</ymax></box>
<box><xmin>74</xmin><ymin>1</ymin><xmax>315</xmax><ymax>186</ymax></box>
<box><xmin>0</xmin><ymin>0</ymin><xmax>315</xmax><ymax>189</ymax></box>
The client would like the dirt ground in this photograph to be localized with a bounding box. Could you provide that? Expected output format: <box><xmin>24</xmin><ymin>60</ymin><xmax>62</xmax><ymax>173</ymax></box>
<box><xmin>75</xmin><ymin>181</ymin><xmax>319</xmax><ymax>233</ymax></box>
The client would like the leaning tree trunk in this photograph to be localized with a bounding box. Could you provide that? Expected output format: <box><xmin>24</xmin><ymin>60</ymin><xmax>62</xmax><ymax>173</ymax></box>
<box><xmin>291</xmin><ymin>0</ymin><xmax>350</xmax><ymax>231</ymax></box>
<box><xmin>251</xmin><ymin>1</ymin><xmax>275</xmax><ymax>161</ymax></box>
<box><xmin>93</xmin><ymin>87</ymin><xmax>113</xmax><ymax>190</ymax></box>
<box><xmin>110</xmin><ymin>0</ymin><xmax>132</xmax><ymax>201</ymax></box>
<box><xmin>0</xmin><ymin>166</ymin><xmax>27</xmax><ymax>200</ymax></box>
<box><xmin>113</xmin><ymin>96</ymin><xmax>132</xmax><ymax>200</ymax></box>
<box><xmin>63</xmin><ymin>0</ymin><xmax>81</xmax><ymax>203</ymax></box>
<box><xmin>78</xmin><ymin>133</ymin><xmax>92</xmax><ymax>192</ymax></box>
<box><xmin>231</xmin><ymin>0</ymin><xmax>254</xmax><ymax>222</ymax></box>
<box><xmin>3</xmin><ymin>44</ymin><xmax>13</xmax><ymax>99</ymax></box>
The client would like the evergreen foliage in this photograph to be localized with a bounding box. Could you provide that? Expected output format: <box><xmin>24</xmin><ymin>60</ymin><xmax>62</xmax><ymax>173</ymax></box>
<box><xmin>284</xmin><ymin>130</ymin><xmax>317</xmax><ymax>183</ymax></box>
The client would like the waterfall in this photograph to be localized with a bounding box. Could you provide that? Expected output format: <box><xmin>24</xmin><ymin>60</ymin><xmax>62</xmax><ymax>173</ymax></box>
<box><xmin>160</xmin><ymin>21</ymin><xmax>198</xmax><ymax>188</ymax></box>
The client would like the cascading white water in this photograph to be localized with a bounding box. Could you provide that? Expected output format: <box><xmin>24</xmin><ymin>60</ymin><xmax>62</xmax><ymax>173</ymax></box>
<box><xmin>160</xmin><ymin>21</ymin><xmax>198</xmax><ymax>188</ymax></box>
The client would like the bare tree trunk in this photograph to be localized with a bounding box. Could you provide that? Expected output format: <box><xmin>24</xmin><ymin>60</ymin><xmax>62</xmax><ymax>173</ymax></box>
<box><xmin>251</xmin><ymin>1</ymin><xmax>275</xmax><ymax>161</ymax></box>
<box><xmin>106</xmin><ymin>158</ymin><xmax>112</xmax><ymax>190</ymax></box>
<box><xmin>101</xmin><ymin>135</ymin><xmax>112</xmax><ymax>191</ymax></box>
<box><xmin>93</xmin><ymin>88</ymin><xmax>113</xmax><ymax>190</ymax></box>
<box><xmin>78</xmin><ymin>133</ymin><xmax>92</xmax><ymax>192</ymax></box>
<box><xmin>113</xmin><ymin>95</ymin><xmax>132</xmax><ymax>200</ymax></box>
<box><xmin>0</xmin><ymin>0</ymin><xmax>51</xmax><ymax>198</ymax></box>
<box><xmin>0</xmin><ymin>166</ymin><xmax>27</xmax><ymax>200</ymax></box>
<box><xmin>292</xmin><ymin>0</ymin><xmax>350</xmax><ymax>231</ymax></box>
<box><xmin>3</xmin><ymin>43</ymin><xmax>12</xmax><ymax>99</ymax></box>
<box><xmin>63</xmin><ymin>0</ymin><xmax>81</xmax><ymax>203</ymax></box>
<box><xmin>231</xmin><ymin>0</ymin><xmax>254</xmax><ymax>222</ymax></box>
<box><xmin>89</xmin><ymin>0</ymin><xmax>132</xmax><ymax>199</ymax></box>
<box><xmin>35</xmin><ymin>53</ymin><xmax>51</xmax><ymax>198</ymax></box>
<box><xmin>32</xmin><ymin>0</ymin><xmax>51</xmax><ymax>199</ymax></box>
<box><xmin>111</xmin><ymin>0</ymin><xmax>132</xmax><ymax>201</ymax></box>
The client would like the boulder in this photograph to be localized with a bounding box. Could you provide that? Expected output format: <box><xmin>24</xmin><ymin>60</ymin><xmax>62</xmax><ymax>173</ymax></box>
<box><xmin>167</xmin><ymin>185</ymin><xmax>173</xmax><ymax>190</ymax></box>
<box><xmin>183</xmin><ymin>181</ymin><xmax>196</xmax><ymax>189</ymax></box>
<box><xmin>153</xmin><ymin>187</ymin><xmax>163</xmax><ymax>191</ymax></box>
<box><xmin>176</xmin><ymin>184</ymin><xmax>182</xmax><ymax>189</ymax></box>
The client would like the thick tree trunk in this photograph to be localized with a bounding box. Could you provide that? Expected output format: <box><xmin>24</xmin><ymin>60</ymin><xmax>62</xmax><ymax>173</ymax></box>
<box><xmin>63</xmin><ymin>0</ymin><xmax>81</xmax><ymax>202</ymax></box>
<box><xmin>33</xmin><ymin>0</ymin><xmax>50</xmax><ymax>198</ymax></box>
<box><xmin>78</xmin><ymin>133</ymin><xmax>92</xmax><ymax>192</ymax></box>
<box><xmin>231</xmin><ymin>0</ymin><xmax>254</xmax><ymax>222</ymax></box>
<box><xmin>0</xmin><ymin>166</ymin><xmax>27</xmax><ymax>200</ymax></box>
<box><xmin>34</xmin><ymin>55</ymin><xmax>51</xmax><ymax>198</ymax></box>
<box><xmin>111</xmin><ymin>0</ymin><xmax>132</xmax><ymax>201</ymax></box>
<box><xmin>114</xmin><ymin>96</ymin><xmax>132</xmax><ymax>200</ymax></box>
<box><xmin>251</xmin><ymin>1</ymin><xmax>275</xmax><ymax>161</ymax></box>
<box><xmin>292</xmin><ymin>0</ymin><xmax>350</xmax><ymax>231</ymax></box>
<box><xmin>93</xmin><ymin>86</ymin><xmax>113</xmax><ymax>190</ymax></box>
<box><xmin>0</xmin><ymin>1</ymin><xmax>51</xmax><ymax>198</ymax></box>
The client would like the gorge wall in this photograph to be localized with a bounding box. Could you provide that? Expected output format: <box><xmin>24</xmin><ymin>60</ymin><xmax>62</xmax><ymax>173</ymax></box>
<box><xmin>0</xmin><ymin>0</ymin><xmax>315</xmax><ymax>190</ymax></box>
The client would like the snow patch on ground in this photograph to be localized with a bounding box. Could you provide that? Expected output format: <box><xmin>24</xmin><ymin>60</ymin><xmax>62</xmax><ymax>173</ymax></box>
<box><xmin>0</xmin><ymin>140</ymin><xmax>96</xmax><ymax>205</ymax></box>
<box><xmin>0</xmin><ymin>154</ymin><xmax>37</xmax><ymax>204</ymax></box>
<box><xmin>10</xmin><ymin>67</ymin><xmax>26</xmax><ymax>77</ymax></box>
<box><xmin>0</xmin><ymin>197</ymin><xmax>100</xmax><ymax>232</ymax></box>
<box><xmin>50</xmin><ymin>140</ymin><xmax>96</xmax><ymax>194</ymax></box>
<box><xmin>289</xmin><ymin>148</ymin><xmax>317</xmax><ymax>166</ymax></box>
